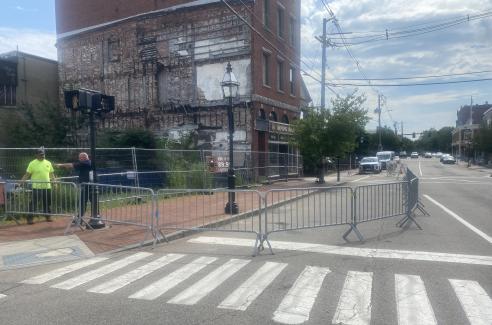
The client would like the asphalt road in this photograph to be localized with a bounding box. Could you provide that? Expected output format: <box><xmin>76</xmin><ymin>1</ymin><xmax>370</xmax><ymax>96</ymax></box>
<box><xmin>0</xmin><ymin>158</ymin><xmax>491</xmax><ymax>325</ymax></box>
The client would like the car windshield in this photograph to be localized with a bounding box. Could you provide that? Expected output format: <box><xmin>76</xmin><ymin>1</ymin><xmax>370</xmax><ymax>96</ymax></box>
<box><xmin>377</xmin><ymin>154</ymin><xmax>391</xmax><ymax>160</ymax></box>
<box><xmin>361</xmin><ymin>158</ymin><xmax>378</xmax><ymax>163</ymax></box>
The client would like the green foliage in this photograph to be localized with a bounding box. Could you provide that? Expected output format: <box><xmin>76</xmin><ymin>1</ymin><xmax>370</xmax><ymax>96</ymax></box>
<box><xmin>97</xmin><ymin>128</ymin><xmax>157</xmax><ymax>149</ymax></box>
<box><xmin>474</xmin><ymin>122</ymin><xmax>492</xmax><ymax>154</ymax></box>
<box><xmin>3</xmin><ymin>101</ymin><xmax>71</xmax><ymax>147</ymax></box>
<box><xmin>292</xmin><ymin>92</ymin><xmax>369</xmax><ymax>176</ymax></box>
<box><xmin>414</xmin><ymin>127</ymin><xmax>453</xmax><ymax>152</ymax></box>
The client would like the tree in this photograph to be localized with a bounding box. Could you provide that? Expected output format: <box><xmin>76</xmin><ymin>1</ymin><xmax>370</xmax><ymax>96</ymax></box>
<box><xmin>414</xmin><ymin>127</ymin><xmax>453</xmax><ymax>152</ymax></box>
<box><xmin>474</xmin><ymin>122</ymin><xmax>492</xmax><ymax>161</ymax></box>
<box><xmin>292</xmin><ymin>92</ymin><xmax>369</xmax><ymax>183</ymax></box>
<box><xmin>3</xmin><ymin>101</ymin><xmax>71</xmax><ymax>147</ymax></box>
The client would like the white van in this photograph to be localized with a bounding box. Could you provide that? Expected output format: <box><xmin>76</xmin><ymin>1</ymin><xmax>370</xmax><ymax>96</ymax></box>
<box><xmin>376</xmin><ymin>151</ymin><xmax>395</xmax><ymax>170</ymax></box>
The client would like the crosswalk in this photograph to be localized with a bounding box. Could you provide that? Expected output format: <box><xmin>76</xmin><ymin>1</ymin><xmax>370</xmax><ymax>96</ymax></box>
<box><xmin>20</xmin><ymin>252</ymin><xmax>492</xmax><ymax>325</ymax></box>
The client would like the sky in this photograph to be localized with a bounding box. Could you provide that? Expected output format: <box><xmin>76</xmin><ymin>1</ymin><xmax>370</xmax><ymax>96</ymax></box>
<box><xmin>0</xmin><ymin>0</ymin><xmax>491</xmax><ymax>135</ymax></box>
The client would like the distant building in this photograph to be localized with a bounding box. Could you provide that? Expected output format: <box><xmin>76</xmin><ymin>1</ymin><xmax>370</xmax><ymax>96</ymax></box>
<box><xmin>483</xmin><ymin>107</ymin><xmax>492</xmax><ymax>126</ymax></box>
<box><xmin>451</xmin><ymin>102</ymin><xmax>492</xmax><ymax>160</ymax></box>
<box><xmin>0</xmin><ymin>51</ymin><xmax>59</xmax><ymax>146</ymax></box>
<box><xmin>55</xmin><ymin>0</ymin><xmax>310</xmax><ymax>176</ymax></box>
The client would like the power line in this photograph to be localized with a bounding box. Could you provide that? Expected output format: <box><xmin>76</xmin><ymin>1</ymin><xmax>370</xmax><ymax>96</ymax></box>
<box><xmin>331</xmin><ymin>70</ymin><xmax>492</xmax><ymax>81</ymax></box>
<box><xmin>328</xmin><ymin>11</ymin><xmax>492</xmax><ymax>46</ymax></box>
<box><xmin>327</xmin><ymin>78</ymin><xmax>492</xmax><ymax>87</ymax></box>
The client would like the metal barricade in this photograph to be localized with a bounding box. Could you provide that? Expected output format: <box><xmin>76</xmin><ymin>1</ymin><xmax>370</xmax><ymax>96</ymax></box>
<box><xmin>2</xmin><ymin>180</ymin><xmax>78</xmax><ymax>224</ymax></box>
<box><xmin>353</xmin><ymin>181</ymin><xmax>408</xmax><ymax>223</ymax></box>
<box><xmin>264</xmin><ymin>187</ymin><xmax>353</xmax><ymax>234</ymax></box>
<box><xmin>155</xmin><ymin>188</ymin><xmax>264</xmax><ymax>255</ymax></box>
<box><xmin>82</xmin><ymin>183</ymin><xmax>157</xmax><ymax>244</ymax></box>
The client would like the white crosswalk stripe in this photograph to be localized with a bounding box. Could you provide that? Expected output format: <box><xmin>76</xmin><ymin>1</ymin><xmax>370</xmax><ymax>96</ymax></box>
<box><xmin>129</xmin><ymin>256</ymin><xmax>217</xmax><ymax>301</ymax></box>
<box><xmin>51</xmin><ymin>252</ymin><xmax>152</xmax><ymax>290</ymax></box>
<box><xmin>18</xmin><ymin>253</ymin><xmax>492</xmax><ymax>325</ymax></box>
<box><xmin>218</xmin><ymin>261</ymin><xmax>287</xmax><ymax>311</ymax></box>
<box><xmin>395</xmin><ymin>274</ymin><xmax>437</xmax><ymax>325</ymax></box>
<box><xmin>332</xmin><ymin>271</ymin><xmax>373</xmax><ymax>325</ymax></box>
<box><xmin>168</xmin><ymin>258</ymin><xmax>250</xmax><ymax>305</ymax></box>
<box><xmin>0</xmin><ymin>294</ymin><xmax>6</xmax><ymax>299</ymax></box>
<box><xmin>272</xmin><ymin>266</ymin><xmax>330</xmax><ymax>325</ymax></box>
<box><xmin>449</xmin><ymin>279</ymin><xmax>492</xmax><ymax>325</ymax></box>
<box><xmin>88</xmin><ymin>254</ymin><xmax>185</xmax><ymax>294</ymax></box>
<box><xmin>22</xmin><ymin>257</ymin><xmax>109</xmax><ymax>284</ymax></box>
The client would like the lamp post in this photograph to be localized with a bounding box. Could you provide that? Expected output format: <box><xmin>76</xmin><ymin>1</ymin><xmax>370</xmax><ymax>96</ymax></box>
<box><xmin>221</xmin><ymin>62</ymin><xmax>240</xmax><ymax>214</ymax></box>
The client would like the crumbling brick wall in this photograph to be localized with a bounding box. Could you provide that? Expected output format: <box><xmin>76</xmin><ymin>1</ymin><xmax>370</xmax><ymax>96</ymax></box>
<box><xmin>57</xmin><ymin>2</ymin><xmax>253</xmax><ymax>149</ymax></box>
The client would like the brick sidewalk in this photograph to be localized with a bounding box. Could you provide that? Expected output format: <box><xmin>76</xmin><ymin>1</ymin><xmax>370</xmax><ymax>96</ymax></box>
<box><xmin>0</xmin><ymin>176</ymin><xmax>352</xmax><ymax>254</ymax></box>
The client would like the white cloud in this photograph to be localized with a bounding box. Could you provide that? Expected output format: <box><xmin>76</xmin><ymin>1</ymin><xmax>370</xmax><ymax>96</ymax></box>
<box><xmin>0</xmin><ymin>27</ymin><xmax>56</xmax><ymax>60</ymax></box>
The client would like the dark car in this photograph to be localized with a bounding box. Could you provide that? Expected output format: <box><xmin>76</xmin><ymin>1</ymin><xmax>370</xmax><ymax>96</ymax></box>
<box><xmin>442</xmin><ymin>155</ymin><xmax>456</xmax><ymax>164</ymax></box>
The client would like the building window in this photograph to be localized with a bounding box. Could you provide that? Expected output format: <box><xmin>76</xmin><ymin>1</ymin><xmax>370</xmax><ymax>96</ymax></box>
<box><xmin>277</xmin><ymin>59</ymin><xmax>284</xmax><ymax>92</ymax></box>
<box><xmin>108</xmin><ymin>38</ymin><xmax>120</xmax><ymax>62</ymax></box>
<box><xmin>289</xmin><ymin>67</ymin><xmax>296</xmax><ymax>95</ymax></box>
<box><xmin>282</xmin><ymin>114</ymin><xmax>289</xmax><ymax>124</ymax></box>
<box><xmin>263</xmin><ymin>52</ymin><xmax>271</xmax><ymax>87</ymax></box>
<box><xmin>269</xmin><ymin>111</ymin><xmax>278</xmax><ymax>121</ymax></box>
<box><xmin>263</xmin><ymin>0</ymin><xmax>270</xmax><ymax>29</ymax></box>
<box><xmin>289</xmin><ymin>17</ymin><xmax>296</xmax><ymax>46</ymax></box>
<box><xmin>277</xmin><ymin>6</ymin><xmax>284</xmax><ymax>38</ymax></box>
<box><xmin>258</xmin><ymin>109</ymin><xmax>266</xmax><ymax>119</ymax></box>
<box><xmin>0</xmin><ymin>85</ymin><xmax>16</xmax><ymax>106</ymax></box>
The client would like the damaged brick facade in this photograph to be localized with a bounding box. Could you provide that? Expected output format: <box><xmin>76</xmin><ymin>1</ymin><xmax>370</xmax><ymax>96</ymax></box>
<box><xmin>55</xmin><ymin>0</ymin><xmax>306</xmax><ymax>156</ymax></box>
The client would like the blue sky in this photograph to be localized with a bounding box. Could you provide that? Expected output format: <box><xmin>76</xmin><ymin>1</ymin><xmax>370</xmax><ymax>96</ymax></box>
<box><xmin>1</xmin><ymin>0</ymin><xmax>491</xmax><ymax>136</ymax></box>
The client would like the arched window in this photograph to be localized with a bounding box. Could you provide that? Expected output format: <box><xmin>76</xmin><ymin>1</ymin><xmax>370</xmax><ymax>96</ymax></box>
<box><xmin>258</xmin><ymin>109</ymin><xmax>266</xmax><ymax>119</ymax></box>
<box><xmin>282</xmin><ymin>114</ymin><xmax>289</xmax><ymax>124</ymax></box>
<box><xmin>269</xmin><ymin>111</ymin><xmax>277</xmax><ymax>121</ymax></box>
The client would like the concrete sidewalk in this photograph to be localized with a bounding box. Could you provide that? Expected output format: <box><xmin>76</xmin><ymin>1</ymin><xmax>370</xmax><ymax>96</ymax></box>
<box><xmin>0</xmin><ymin>173</ymin><xmax>357</xmax><ymax>269</ymax></box>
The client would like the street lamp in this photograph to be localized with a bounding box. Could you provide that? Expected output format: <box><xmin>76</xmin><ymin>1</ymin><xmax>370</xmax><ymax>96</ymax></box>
<box><xmin>221</xmin><ymin>62</ymin><xmax>240</xmax><ymax>214</ymax></box>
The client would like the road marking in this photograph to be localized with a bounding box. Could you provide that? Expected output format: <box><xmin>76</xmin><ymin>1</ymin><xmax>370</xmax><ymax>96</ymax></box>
<box><xmin>51</xmin><ymin>252</ymin><xmax>152</xmax><ymax>290</ymax></box>
<box><xmin>272</xmin><ymin>266</ymin><xmax>330</xmax><ymax>325</ymax></box>
<box><xmin>424</xmin><ymin>195</ymin><xmax>492</xmax><ymax>244</ymax></box>
<box><xmin>351</xmin><ymin>175</ymin><xmax>371</xmax><ymax>183</ymax></box>
<box><xmin>88</xmin><ymin>254</ymin><xmax>185</xmax><ymax>294</ymax></box>
<box><xmin>218</xmin><ymin>261</ymin><xmax>287</xmax><ymax>311</ymax></box>
<box><xmin>129</xmin><ymin>256</ymin><xmax>217</xmax><ymax>300</ymax></box>
<box><xmin>395</xmin><ymin>274</ymin><xmax>437</xmax><ymax>325</ymax></box>
<box><xmin>168</xmin><ymin>258</ymin><xmax>250</xmax><ymax>305</ymax></box>
<box><xmin>188</xmin><ymin>237</ymin><xmax>492</xmax><ymax>266</ymax></box>
<box><xmin>0</xmin><ymin>294</ymin><xmax>6</xmax><ymax>299</ymax></box>
<box><xmin>22</xmin><ymin>257</ymin><xmax>109</xmax><ymax>284</ymax></box>
<box><xmin>418</xmin><ymin>161</ymin><xmax>423</xmax><ymax>176</ymax></box>
<box><xmin>332</xmin><ymin>271</ymin><xmax>373</xmax><ymax>325</ymax></box>
<box><xmin>449</xmin><ymin>279</ymin><xmax>492</xmax><ymax>325</ymax></box>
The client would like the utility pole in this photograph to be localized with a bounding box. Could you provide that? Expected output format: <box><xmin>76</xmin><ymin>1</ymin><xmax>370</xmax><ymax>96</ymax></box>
<box><xmin>320</xmin><ymin>18</ymin><xmax>328</xmax><ymax>110</ymax></box>
<box><xmin>393</xmin><ymin>121</ymin><xmax>398</xmax><ymax>135</ymax></box>
<box><xmin>400</xmin><ymin>121</ymin><xmax>404</xmax><ymax>141</ymax></box>
<box><xmin>377</xmin><ymin>94</ymin><xmax>382</xmax><ymax>151</ymax></box>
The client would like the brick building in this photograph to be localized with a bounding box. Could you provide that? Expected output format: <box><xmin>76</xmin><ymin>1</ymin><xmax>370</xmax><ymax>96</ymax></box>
<box><xmin>451</xmin><ymin>102</ymin><xmax>491</xmax><ymax>160</ymax></box>
<box><xmin>55</xmin><ymin>0</ymin><xmax>310</xmax><ymax>168</ymax></box>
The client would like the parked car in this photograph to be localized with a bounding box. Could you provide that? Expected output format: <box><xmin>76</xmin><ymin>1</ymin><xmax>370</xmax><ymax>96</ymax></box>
<box><xmin>359</xmin><ymin>157</ymin><xmax>381</xmax><ymax>174</ymax></box>
<box><xmin>440</xmin><ymin>154</ymin><xmax>450</xmax><ymax>163</ymax></box>
<box><xmin>442</xmin><ymin>155</ymin><xmax>456</xmax><ymax>164</ymax></box>
<box><xmin>376</xmin><ymin>151</ymin><xmax>395</xmax><ymax>170</ymax></box>
<box><xmin>435</xmin><ymin>152</ymin><xmax>443</xmax><ymax>158</ymax></box>
<box><xmin>423</xmin><ymin>152</ymin><xmax>432</xmax><ymax>158</ymax></box>
<box><xmin>399</xmin><ymin>151</ymin><xmax>407</xmax><ymax>158</ymax></box>
<box><xmin>411</xmin><ymin>152</ymin><xmax>419</xmax><ymax>159</ymax></box>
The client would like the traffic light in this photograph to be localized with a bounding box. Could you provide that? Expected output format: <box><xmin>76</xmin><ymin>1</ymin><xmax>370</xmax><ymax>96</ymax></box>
<box><xmin>63</xmin><ymin>89</ymin><xmax>114</xmax><ymax>113</ymax></box>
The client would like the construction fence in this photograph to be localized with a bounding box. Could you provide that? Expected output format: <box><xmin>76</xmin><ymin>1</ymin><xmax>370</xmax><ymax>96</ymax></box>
<box><xmin>0</xmin><ymin>147</ymin><xmax>302</xmax><ymax>189</ymax></box>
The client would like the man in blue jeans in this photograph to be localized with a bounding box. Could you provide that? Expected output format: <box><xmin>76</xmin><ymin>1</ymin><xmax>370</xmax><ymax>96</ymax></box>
<box><xmin>55</xmin><ymin>152</ymin><xmax>92</xmax><ymax>220</ymax></box>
